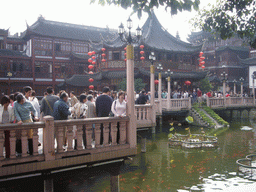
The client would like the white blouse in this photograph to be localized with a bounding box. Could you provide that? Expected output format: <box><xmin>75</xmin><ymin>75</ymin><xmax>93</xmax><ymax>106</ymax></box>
<box><xmin>111</xmin><ymin>99</ymin><xmax>126</xmax><ymax>117</ymax></box>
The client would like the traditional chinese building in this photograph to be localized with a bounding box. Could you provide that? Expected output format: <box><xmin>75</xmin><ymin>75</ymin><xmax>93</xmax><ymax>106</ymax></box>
<box><xmin>0</xmin><ymin>13</ymin><xmax>207</xmax><ymax>95</ymax></box>
<box><xmin>188</xmin><ymin>31</ymin><xmax>251</xmax><ymax>91</ymax></box>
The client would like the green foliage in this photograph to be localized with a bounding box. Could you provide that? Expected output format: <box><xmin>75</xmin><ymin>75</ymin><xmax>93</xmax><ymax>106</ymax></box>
<box><xmin>193</xmin><ymin>105</ymin><xmax>216</xmax><ymax>127</ymax></box>
<box><xmin>91</xmin><ymin>0</ymin><xmax>200</xmax><ymax>18</ymax></box>
<box><xmin>199</xmin><ymin>77</ymin><xmax>212</xmax><ymax>93</ymax></box>
<box><xmin>202</xmin><ymin>106</ymin><xmax>229</xmax><ymax>126</ymax></box>
<box><xmin>118</xmin><ymin>78</ymin><xmax>146</xmax><ymax>92</ymax></box>
<box><xmin>192</xmin><ymin>0</ymin><xmax>256</xmax><ymax>48</ymax></box>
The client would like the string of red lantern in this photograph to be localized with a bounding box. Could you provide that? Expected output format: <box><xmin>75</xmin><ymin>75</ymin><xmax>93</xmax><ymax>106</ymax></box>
<box><xmin>140</xmin><ymin>45</ymin><xmax>145</xmax><ymax>61</ymax></box>
<box><xmin>199</xmin><ymin>51</ymin><xmax>205</xmax><ymax>70</ymax></box>
<box><xmin>101</xmin><ymin>48</ymin><xmax>106</xmax><ymax>63</ymax></box>
<box><xmin>88</xmin><ymin>50</ymin><xmax>98</xmax><ymax>90</ymax></box>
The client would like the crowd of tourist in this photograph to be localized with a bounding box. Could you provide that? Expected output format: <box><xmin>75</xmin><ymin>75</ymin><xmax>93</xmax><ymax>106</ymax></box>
<box><xmin>0</xmin><ymin>85</ymin><xmax>252</xmax><ymax>157</ymax></box>
<box><xmin>0</xmin><ymin>86</ymin><xmax>127</xmax><ymax>157</ymax></box>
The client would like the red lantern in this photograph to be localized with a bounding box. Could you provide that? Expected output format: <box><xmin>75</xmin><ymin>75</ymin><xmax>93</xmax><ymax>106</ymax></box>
<box><xmin>101</xmin><ymin>59</ymin><xmax>106</xmax><ymax>62</ymax></box>
<box><xmin>140</xmin><ymin>56</ymin><xmax>145</xmax><ymax>60</ymax></box>
<box><xmin>92</xmin><ymin>61</ymin><xmax>96</xmax><ymax>65</ymax></box>
<box><xmin>101</xmin><ymin>48</ymin><xmax>106</xmax><ymax>52</ymax></box>
<box><xmin>140</xmin><ymin>45</ymin><xmax>144</xmax><ymax>49</ymax></box>
<box><xmin>185</xmin><ymin>81</ymin><xmax>191</xmax><ymax>86</ymax></box>
<box><xmin>88</xmin><ymin>65</ymin><xmax>94</xmax><ymax>69</ymax></box>
<box><xmin>92</xmin><ymin>51</ymin><xmax>96</xmax><ymax>55</ymax></box>
<box><xmin>89</xmin><ymin>71</ymin><xmax>94</xmax><ymax>74</ymax></box>
<box><xmin>124</xmin><ymin>53</ymin><xmax>127</xmax><ymax>56</ymax></box>
<box><xmin>124</xmin><ymin>47</ymin><xmax>127</xmax><ymax>51</ymax></box>
<box><xmin>101</xmin><ymin>53</ymin><xmax>106</xmax><ymax>57</ymax></box>
<box><xmin>124</xmin><ymin>59</ymin><xmax>127</xmax><ymax>62</ymax></box>
<box><xmin>92</xmin><ymin>56</ymin><xmax>96</xmax><ymax>60</ymax></box>
<box><xmin>140</xmin><ymin>51</ymin><xmax>144</xmax><ymax>55</ymax></box>
<box><xmin>200</xmin><ymin>61</ymin><xmax>205</xmax><ymax>65</ymax></box>
<box><xmin>89</xmin><ymin>78</ymin><xmax>94</xmax><ymax>83</ymax></box>
<box><xmin>88</xmin><ymin>58</ymin><xmax>92</xmax><ymax>63</ymax></box>
<box><xmin>89</xmin><ymin>85</ymin><xmax>94</xmax><ymax>90</ymax></box>
<box><xmin>199</xmin><ymin>51</ymin><xmax>203</xmax><ymax>56</ymax></box>
<box><xmin>88</xmin><ymin>52</ymin><xmax>92</xmax><ymax>56</ymax></box>
<box><xmin>200</xmin><ymin>56</ymin><xmax>205</xmax><ymax>60</ymax></box>
<box><xmin>201</xmin><ymin>65</ymin><xmax>205</xmax><ymax>69</ymax></box>
<box><xmin>154</xmin><ymin>80</ymin><xmax>159</xmax><ymax>85</ymax></box>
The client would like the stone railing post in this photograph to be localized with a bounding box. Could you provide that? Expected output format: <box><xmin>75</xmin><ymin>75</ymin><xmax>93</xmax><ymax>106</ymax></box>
<box><xmin>158</xmin><ymin>72</ymin><xmax>162</xmax><ymax>114</ymax></box>
<box><xmin>43</xmin><ymin>116</ymin><xmax>55</xmax><ymax>161</ymax></box>
<box><xmin>206</xmin><ymin>96</ymin><xmax>210</xmax><ymax>107</ymax></box>
<box><xmin>188</xmin><ymin>97</ymin><xmax>192</xmax><ymax>109</ymax></box>
<box><xmin>126</xmin><ymin>44</ymin><xmax>137</xmax><ymax>149</ymax></box>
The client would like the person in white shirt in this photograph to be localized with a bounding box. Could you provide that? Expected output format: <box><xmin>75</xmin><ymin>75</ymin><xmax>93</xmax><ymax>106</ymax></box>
<box><xmin>111</xmin><ymin>91</ymin><xmax>126</xmax><ymax>117</ymax></box>
<box><xmin>29</xmin><ymin>90</ymin><xmax>40</xmax><ymax>120</ymax></box>
<box><xmin>111</xmin><ymin>91</ymin><xmax>126</xmax><ymax>144</ymax></box>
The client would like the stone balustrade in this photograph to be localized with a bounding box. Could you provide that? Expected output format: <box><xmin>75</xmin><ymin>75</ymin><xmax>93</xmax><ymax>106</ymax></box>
<box><xmin>135</xmin><ymin>104</ymin><xmax>156</xmax><ymax>128</ymax></box>
<box><xmin>207</xmin><ymin>97</ymin><xmax>255</xmax><ymax>108</ymax></box>
<box><xmin>0</xmin><ymin>116</ymin><xmax>134</xmax><ymax>176</ymax></box>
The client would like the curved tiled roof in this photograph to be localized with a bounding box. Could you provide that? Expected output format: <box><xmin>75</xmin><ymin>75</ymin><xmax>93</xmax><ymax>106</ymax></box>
<box><xmin>23</xmin><ymin>16</ymin><xmax>117</xmax><ymax>42</ymax></box>
<box><xmin>0</xmin><ymin>49</ymin><xmax>28</xmax><ymax>57</ymax></box>
<box><xmin>239</xmin><ymin>57</ymin><xmax>256</xmax><ymax>65</ymax></box>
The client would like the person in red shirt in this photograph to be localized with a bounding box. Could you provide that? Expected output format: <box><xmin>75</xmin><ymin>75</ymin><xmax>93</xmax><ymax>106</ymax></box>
<box><xmin>206</xmin><ymin>91</ymin><xmax>212</xmax><ymax>97</ymax></box>
<box><xmin>197</xmin><ymin>88</ymin><xmax>202</xmax><ymax>97</ymax></box>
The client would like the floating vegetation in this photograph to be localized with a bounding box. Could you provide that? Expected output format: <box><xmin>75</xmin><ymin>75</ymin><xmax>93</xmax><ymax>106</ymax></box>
<box><xmin>168</xmin><ymin>126</ymin><xmax>218</xmax><ymax>149</ymax></box>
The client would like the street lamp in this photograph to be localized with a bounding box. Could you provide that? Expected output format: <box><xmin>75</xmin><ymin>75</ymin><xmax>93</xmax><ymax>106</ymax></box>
<box><xmin>233</xmin><ymin>79</ymin><xmax>237</xmax><ymax>95</ymax></box>
<box><xmin>118</xmin><ymin>17</ymin><xmax>142</xmax><ymax>148</ymax></box>
<box><xmin>165</xmin><ymin>69</ymin><xmax>173</xmax><ymax>110</ymax></box>
<box><xmin>239</xmin><ymin>77</ymin><xmax>244</xmax><ymax>97</ymax></box>
<box><xmin>149</xmin><ymin>52</ymin><xmax>156</xmax><ymax>106</ymax></box>
<box><xmin>118</xmin><ymin>17</ymin><xmax>142</xmax><ymax>45</ymax></box>
<box><xmin>221</xmin><ymin>71</ymin><xmax>228</xmax><ymax>97</ymax></box>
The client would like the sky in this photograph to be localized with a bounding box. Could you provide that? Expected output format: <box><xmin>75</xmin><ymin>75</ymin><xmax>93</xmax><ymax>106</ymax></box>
<box><xmin>0</xmin><ymin>0</ymin><xmax>216</xmax><ymax>42</ymax></box>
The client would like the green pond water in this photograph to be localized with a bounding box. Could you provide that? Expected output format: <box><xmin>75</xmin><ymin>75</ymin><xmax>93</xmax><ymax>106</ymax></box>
<box><xmin>1</xmin><ymin>119</ymin><xmax>256</xmax><ymax>192</ymax></box>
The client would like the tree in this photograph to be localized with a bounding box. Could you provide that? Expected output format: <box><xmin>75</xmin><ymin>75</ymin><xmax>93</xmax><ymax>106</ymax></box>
<box><xmin>193</xmin><ymin>0</ymin><xmax>256</xmax><ymax>48</ymax></box>
<box><xmin>199</xmin><ymin>77</ymin><xmax>212</xmax><ymax>93</ymax></box>
<box><xmin>91</xmin><ymin>0</ymin><xmax>200</xmax><ymax>18</ymax></box>
<box><xmin>118</xmin><ymin>78</ymin><xmax>146</xmax><ymax>92</ymax></box>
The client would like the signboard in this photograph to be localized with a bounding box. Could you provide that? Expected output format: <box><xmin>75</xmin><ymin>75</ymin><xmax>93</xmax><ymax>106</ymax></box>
<box><xmin>249</xmin><ymin>66</ymin><xmax>256</xmax><ymax>88</ymax></box>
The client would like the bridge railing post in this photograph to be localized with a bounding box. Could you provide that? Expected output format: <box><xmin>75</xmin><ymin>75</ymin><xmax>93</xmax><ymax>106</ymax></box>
<box><xmin>188</xmin><ymin>97</ymin><xmax>192</xmax><ymax>109</ymax></box>
<box><xmin>43</xmin><ymin>116</ymin><xmax>55</xmax><ymax>161</ymax></box>
<box><xmin>206</xmin><ymin>97</ymin><xmax>210</xmax><ymax>107</ymax></box>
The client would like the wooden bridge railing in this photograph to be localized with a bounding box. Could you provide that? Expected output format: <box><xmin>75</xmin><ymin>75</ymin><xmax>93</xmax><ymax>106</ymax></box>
<box><xmin>135</xmin><ymin>104</ymin><xmax>156</xmax><ymax>128</ymax></box>
<box><xmin>0</xmin><ymin>116</ymin><xmax>134</xmax><ymax>177</ymax></box>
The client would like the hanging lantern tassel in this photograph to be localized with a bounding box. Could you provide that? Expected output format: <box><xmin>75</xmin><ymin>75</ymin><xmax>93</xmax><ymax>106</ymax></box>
<box><xmin>140</xmin><ymin>51</ymin><xmax>145</xmax><ymax>55</ymax></box>
<box><xmin>101</xmin><ymin>48</ymin><xmax>106</xmax><ymax>52</ymax></box>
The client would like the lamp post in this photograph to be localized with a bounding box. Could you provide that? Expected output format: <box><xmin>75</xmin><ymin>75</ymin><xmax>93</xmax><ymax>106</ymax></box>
<box><xmin>165</xmin><ymin>69</ymin><xmax>173</xmax><ymax>110</ymax></box>
<box><xmin>239</xmin><ymin>77</ymin><xmax>244</xmax><ymax>97</ymax></box>
<box><xmin>221</xmin><ymin>71</ymin><xmax>228</xmax><ymax>97</ymax></box>
<box><xmin>118</xmin><ymin>17</ymin><xmax>141</xmax><ymax>149</ymax></box>
<box><xmin>233</xmin><ymin>79</ymin><xmax>237</xmax><ymax>95</ymax></box>
<box><xmin>157</xmin><ymin>63</ymin><xmax>163</xmax><ymax>114</ymax></box>
<box><xmin>149</xmin><ymin>52</ymin><xmax>156</xmax><ymax>106</ymax></box>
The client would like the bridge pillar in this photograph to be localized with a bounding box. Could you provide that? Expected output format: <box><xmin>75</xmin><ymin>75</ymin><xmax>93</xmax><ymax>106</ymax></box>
<box><xmin>43</xmin><ymin>172</ymin><xmax>53</xmax><ymax>192</ymax></box>
<box><xmin>126</xmin><ymin>45</ymin><xmax>136</xmax><ymax>149</ymax></box>
<box><xmin>158</xmin><ymin>72</ymin><xmax>162</xmax><ymax>114</ymax></box>
<box><xmin>150</xmin><ymin>64</ymin><xmax>156</xmax><ymax>124</ymax></box>
<box><xmin>167</xmin><ymin>76</ymin><xmax>171</xmax><ymax>110</ymax></box>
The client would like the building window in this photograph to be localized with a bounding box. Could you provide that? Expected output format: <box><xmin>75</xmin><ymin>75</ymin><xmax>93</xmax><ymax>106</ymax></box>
<box><xmin>55</xmin><ymin>43</ymin><xmax>61</xmax><ymax>51</ymax></box>
<box><xmin>19</xmin><ymin>63</ymin><xmax>24</xmax><ymax>71</ymax></box>
<box><xmin>108</xmin><ymin>51</ymin><xmax>113</xmax><ymax>60</ymax></box>
<box><xmin>113</xmin><ymin>52</ymin><xmax>120</xmax><ymax>60</ymax></box>
<box><xmin>167</xmin><ymin>54</ymin><xmax>172</xmax><ymax>61</ymax></box>
<box><xmin>35</xmin><ymin>64</ymin><xmax>41</xmax><ymax>73</ymax></box>
<box><xmin>121</xmin><ymin>51</ymin><xmax>125</xmax><ymax>60</ymax></box>
<box><xmin>12</xmin><ymin>63</ymin><xmax>17</xmax><ymax>72</ymax></box>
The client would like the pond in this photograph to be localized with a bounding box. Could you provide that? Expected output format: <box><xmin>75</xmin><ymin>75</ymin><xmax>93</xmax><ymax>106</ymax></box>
<box><xmin>1</xmin><ymin>119</ymin><xmax>256</xmax><ymax>192</ymax></box>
